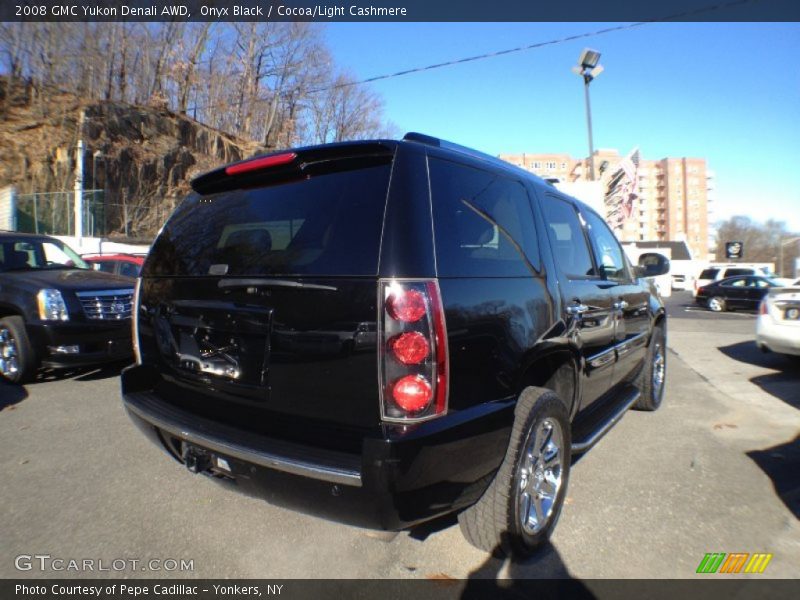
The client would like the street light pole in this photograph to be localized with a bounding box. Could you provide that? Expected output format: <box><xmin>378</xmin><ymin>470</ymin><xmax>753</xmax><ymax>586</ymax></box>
<box><xmin>572</xmin><ymin>49</ymin><xmax>604</xmax><ymax>181</ymax></box>
<box><xmin>583</xmin><ymin>76</ymin><xmax>596</xmax><ymax>181</ymax></box>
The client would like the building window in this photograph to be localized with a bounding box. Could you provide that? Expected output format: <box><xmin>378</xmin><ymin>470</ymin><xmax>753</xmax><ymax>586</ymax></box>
<box><xmin>560</xmin><ymin>162</ymin><xmax>567</xmax><ymax>170</ymax></box>
<box><xmin>534</xmin><ymin>162</ymin><xmax>541</xmax><ymax>169</ymax></box>
<box><xmin>547</xmin><ymin>161</ymin><xmax>556</xmax><ymax>170</ymax></box>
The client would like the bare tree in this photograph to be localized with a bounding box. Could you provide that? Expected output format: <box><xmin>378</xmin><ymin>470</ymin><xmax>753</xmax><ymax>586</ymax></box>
<box><xmin>310</xmin><ymin>72</ymin><xmax>391</xmax><ymax>144</ymax></box>
<box><xmin>175</xmin><ymin>23</ymin><xmax>213</xmax><ymax>115</ymax></box>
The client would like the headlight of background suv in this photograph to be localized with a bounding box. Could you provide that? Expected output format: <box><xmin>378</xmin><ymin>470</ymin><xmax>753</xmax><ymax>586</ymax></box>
<box><xmin>37</xmin><ymin>289</ymin><xmax>70</xmax><ymax>321</ymax></box>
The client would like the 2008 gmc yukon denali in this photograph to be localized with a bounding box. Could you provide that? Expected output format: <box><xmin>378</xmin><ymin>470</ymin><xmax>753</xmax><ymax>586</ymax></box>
<box><xmin>121</xmin><ymin>133</ymin><xmax>669</xmax><ymax>556</ymax></box>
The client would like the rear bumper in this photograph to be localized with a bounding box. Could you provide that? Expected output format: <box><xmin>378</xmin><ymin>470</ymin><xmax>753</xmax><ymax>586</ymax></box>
<box><xmin>26</xmin><ymin>320</ymin><xmax>133</xmax><ymax>368</ymax></box>
<box><xmin>121</xmin><ymin>365</ymin><xmax>515</xmax><ymax>531</ymax></box>
<box><xmin>757</xmin><ymin>316</ymin><xmax>800</xmax><ymax>356</ymax></box>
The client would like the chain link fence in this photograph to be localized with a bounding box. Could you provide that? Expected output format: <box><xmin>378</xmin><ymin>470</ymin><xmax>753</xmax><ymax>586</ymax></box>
<box><xmin>13</xmin><ymin>190</ymin><xmax>176</xmax><ymax>241</ymax></box>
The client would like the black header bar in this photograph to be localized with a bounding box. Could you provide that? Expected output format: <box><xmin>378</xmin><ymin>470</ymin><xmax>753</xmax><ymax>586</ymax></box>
<box><xmin>2</xmin><ymin>0</ymin><xmax>800</xmax><ymax>22</ymax></box>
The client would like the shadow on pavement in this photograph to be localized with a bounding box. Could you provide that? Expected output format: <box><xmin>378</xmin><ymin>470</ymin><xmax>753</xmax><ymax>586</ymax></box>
<box><xmin>36</xmin><ymin>360</ymin><xmax>130</xmax><ymax>384</ymax></box>
<box><xmin>408</xmin><ymin>513</ymin><xmax>458</xmax><ymax>542</ymax></box>
<box><xmin>462</xmin><ymin>542</ymin><xmax>594</xmax><ymax>598</ymax></box>
<box><xmin>718</xmin><ymin>341</ymin><xmax>800</xmax><ymax>520</ymax></box>
<box><xmin>747</xmin><ymin>435</ymin><xmax>800</xmax><ymax>520</ymax></box>
<box><xmin>0</xmin><ymin>380</ymin><xmax>28</xmax><ymax>411</ymax></box>
<box><xmin>717</xmin><ymin>341</ymin><xmax>799</xmax><ymax>409</ymax></box>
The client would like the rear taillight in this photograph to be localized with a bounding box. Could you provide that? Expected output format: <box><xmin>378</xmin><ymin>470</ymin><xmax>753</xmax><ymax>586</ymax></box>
<box><xmin>132</xmin><ymin>277</ymin><xmax>142</xmax><ymax>365</ymax></box>
<box><xmin>379</xmin><ymin>279</ymin><xmax>448</xmax><ymax>422</ymax></box>
<box><xmin>759</xmin><ymin>299</ymin><xmax>768</xmax><ymax>315</ymax></box>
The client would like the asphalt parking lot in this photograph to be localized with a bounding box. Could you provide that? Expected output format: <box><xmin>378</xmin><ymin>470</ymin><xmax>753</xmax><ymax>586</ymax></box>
<box><xmin>1</xmin><ymin>291</ymin><xmax>798</xmax><ymax>581</ymax></box>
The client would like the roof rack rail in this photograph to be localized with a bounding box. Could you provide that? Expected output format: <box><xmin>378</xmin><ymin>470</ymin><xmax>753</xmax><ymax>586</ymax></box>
<box><xmin>402</xmin><ymin>132</ymin><xmax>504</xmax><ymax>166</ymax></box>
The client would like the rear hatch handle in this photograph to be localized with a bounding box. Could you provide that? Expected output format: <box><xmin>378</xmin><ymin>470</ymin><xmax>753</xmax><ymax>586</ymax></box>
<box><xmin>218</xmin><ymin>278</ymin><xmax>338</xmax><ymax>292</ymax></box>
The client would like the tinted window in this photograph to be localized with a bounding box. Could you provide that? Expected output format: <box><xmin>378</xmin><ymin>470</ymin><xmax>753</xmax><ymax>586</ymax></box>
<box><xmin>119</xmin><ymin>261</ymin><xmax>141</xmax><ymax>278</ymax></box>
<box><xmin>724</xmin><ymin>268</ymin><xmax>754</xmax><ymax>277</ymax></box>
<box><xmin>753</xmin><ymin>277</ymin><xmax>777</xmax><ymax>288</ymax></box>
<box><xmin>724</xmin><ymin>278</ymin><xmax>747</xmax><ymax>287</ymax></box>
<box><xmin>430</xmin><ymin>158</ymin><xmax>539</xmax><ymax>277</ymax></box>
<box><xmin>0</xmin><ymin>238</ymin><xmax>88</xmax><ymax>272</ymax></box>
<box><xmin>96</xmin><ymin>261</ymin><xmax>116</xmax><ymax>273</ymax></box>
<box><xmin>146</xmin><ymin>162</ymin><xmax>391</xmax><ymax>277</ymax></box>
<box><xmin>582</xmin><ymin>209</ymin><xmax>628</xmax><ymax>281</ymax></box>
<box><xmin>540</xmin><ymin>196</ymin><xmax>596</xmax><ymax>279</ymax></box>
<box><xmin>699</xmin><ymin>268</ymin><xmax>719</xmax><ymax>279</ymax></box>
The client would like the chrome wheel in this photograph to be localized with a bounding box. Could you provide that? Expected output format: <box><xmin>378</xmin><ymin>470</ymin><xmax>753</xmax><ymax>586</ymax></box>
<box><xmin>517</xmin><ymin>417</ymin><xmax>564</xmax><ymax>535</ymax></box>
<box><xmin>708</xmin><ymin>297</ymin><xmax>724</xmax><ymax>312</ymax></box>
<box><xmin>0</xmin><ymin>327</ymin><xmax>20</xmax><ymax>378</ymax></box>
<box><xmin>652</xmin><ymin>342</ymin><xmax>665</xmax><ymax>400</ymax></box>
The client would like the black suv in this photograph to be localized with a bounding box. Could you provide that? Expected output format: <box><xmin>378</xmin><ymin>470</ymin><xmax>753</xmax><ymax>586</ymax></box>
<box><xmin>121</xmin><ymin>134</ymin><xmax>669</xmax><ymax>556</ymax></box>
<box><xmin>0</xmin><ymin>232</ymin><xmax>134</xmax><ymax>383</ymax></box>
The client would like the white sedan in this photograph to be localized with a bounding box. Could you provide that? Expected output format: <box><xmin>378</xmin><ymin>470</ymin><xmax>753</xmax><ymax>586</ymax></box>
<box><xmin>757</xmin><ymin>285</ymin><xmax>800</xmax><ymax>357</ymax></box>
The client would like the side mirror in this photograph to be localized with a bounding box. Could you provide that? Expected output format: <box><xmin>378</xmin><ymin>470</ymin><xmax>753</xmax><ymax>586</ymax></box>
<box><xmin>636</xmin><ymin>252</ymin><xmax>670</xmax><ymax>278</ymax></box>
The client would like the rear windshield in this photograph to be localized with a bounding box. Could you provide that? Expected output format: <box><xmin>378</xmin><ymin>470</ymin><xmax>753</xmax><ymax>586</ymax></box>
<box><xmin>145</xmin><ymin>163</ymin><xmax>391</xmax><ymax>277</ymax></box>
<box><xmin>699</xmin><ymin>268</ymin><xmax>719</xmax><ymax>279</ymax></box>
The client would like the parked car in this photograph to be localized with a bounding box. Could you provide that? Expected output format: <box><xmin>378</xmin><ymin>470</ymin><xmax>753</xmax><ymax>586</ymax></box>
<box><xmin>82</xmin><ymin>253</ymin><xmax>145</xmax><ymax>279</ymax></box>
<box><xmin>757</xmin><ymin>285</ymin><xmax>800</xmax><ymax>357</ymax></box>
<box><xmin>696</xmin><ymin>275</ymin><xmax>782</xmax><ymax>312</ymax></box>
<box><xmin>693</xmin><ymin>265</ymin><xmax>787</xmax><ymax>296</ymax></box>
<box><xmin>671</xmin><ymin>273</ymin><xmax>690</xmax><ymax>291</ymax></box>
<box><xmin>0</xmin><ymin>232</ymin><xmax>134</xmax><ymax>383</ymax></box>
<box><xmin>121</xmin><ymin>133</ymin><xmax>669</xmax><ymax>557</ymax></box>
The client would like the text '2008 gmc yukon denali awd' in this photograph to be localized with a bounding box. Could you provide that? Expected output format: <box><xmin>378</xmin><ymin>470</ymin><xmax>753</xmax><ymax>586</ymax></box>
<box><xmin>121</xmin><ymin>133</ymin><xmax>669</xmax><ymax>556</ymax></box>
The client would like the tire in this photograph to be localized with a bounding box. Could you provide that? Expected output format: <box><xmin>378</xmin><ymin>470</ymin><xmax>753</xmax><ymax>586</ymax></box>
<box><xmin>458</xmin><ymin>387</ymin><xmax>571</xmax><ymax>557</ymax></box>
<box><xmin>0</xmin><ymin>316</ymin><xmax>38</xmax><ymax>384</ymax></box>
<box><xmin>707</xmin><ymin>296</ymin><xmax>726</xmax><ymax>312</ymax></box>
<box><xmin>634</xmin><ymin>325</ymin><xmax>666</xmax><ymax>411</ymax></box>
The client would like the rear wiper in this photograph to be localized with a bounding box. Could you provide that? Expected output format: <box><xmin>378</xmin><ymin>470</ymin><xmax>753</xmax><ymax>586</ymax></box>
<box><xmin>218</xmin><ymin>278</ymin><xmax>337</xmax><ymax>292</ymax></box>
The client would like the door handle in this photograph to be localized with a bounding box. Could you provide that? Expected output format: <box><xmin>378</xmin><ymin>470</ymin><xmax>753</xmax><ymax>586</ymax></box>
<box><xmin>566</xmin><ymin>302</ymin><xmax>589</xmax><ymax>316</ymax></box>
<box><xmin>613</xmin><ymin>300</ymin><xmax>629</xmax><ymax>311</ymax></box>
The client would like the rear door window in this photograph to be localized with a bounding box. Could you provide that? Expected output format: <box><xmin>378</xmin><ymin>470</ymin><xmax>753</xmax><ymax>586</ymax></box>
<box><xmin>429</xmin><ymin>157</ymin><xmax>539</xmax><ymax>277</ymax></box>
<box><xmin>145</xmin><ymin>162</ymin><xmax>392</xmax><ymax>277</ymax></box>
<box><xmin>724</xmin><ymin>268</ymin><xmax>754</xmax><ymax>278</ymax></box>
<box><xmin>540</xmin><ymin>196</ymin><xmax>597</xmax><ymax>280</ymax></box>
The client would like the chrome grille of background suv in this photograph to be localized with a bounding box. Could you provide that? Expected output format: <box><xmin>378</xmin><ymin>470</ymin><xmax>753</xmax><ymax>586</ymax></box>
<box><xmin>75</xmin><ymin>289</ymin><xmax>134</xmax><ymax>320</ymax></box>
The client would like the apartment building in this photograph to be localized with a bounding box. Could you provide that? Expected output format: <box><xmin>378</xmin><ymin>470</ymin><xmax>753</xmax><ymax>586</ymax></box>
<box><xmin>498</xmin><ymin>150</ymin><xmax>714</xmax><ymax>260</ymax></box>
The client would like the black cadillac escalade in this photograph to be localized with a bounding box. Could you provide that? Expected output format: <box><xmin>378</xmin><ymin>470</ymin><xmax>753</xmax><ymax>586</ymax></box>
<box><xmin>121</xmin><ymin>133</ymin><xmax>669</xmax><ymax>556</ymax></box>
<box><xmin>0</xmin><ymin>232</ymin><xmax>134</xmax><ymax>383</ymax></box>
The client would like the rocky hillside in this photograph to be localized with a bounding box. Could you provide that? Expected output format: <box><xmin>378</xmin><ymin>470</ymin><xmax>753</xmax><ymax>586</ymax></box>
<box><xmin>0</xmin><ymin>77</ymin><xmax>262</xmax><ymax>238</ymax></box>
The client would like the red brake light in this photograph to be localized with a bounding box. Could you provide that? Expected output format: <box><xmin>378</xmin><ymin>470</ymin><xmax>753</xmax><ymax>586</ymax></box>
<box><xmin>760</xmin><ymin>299</ymin><xmax>768</xmax><ymax>315</ymax></box>
<box><xmin>391</xmin><ymin>375</ymin><xmax>433</xmax><ymax>413</ymax></box>
<box><xmin>386</xmin><ymin>289</ymin><xmax>427</xmax><ymax>323</ymax></box>
<box><xmin>224</xmin><ymin>152</ymin><xmax>297</xmax><ymax>176</ymax></box>
<box><xmin>379</xmin><ymin>280</ymin><xmax>449</xmax><ymax>423</ymax></box>
<box><xmin>389</xmin><ymin>332</ymin><xmax>430</xmax><ymax>365</ymax></box>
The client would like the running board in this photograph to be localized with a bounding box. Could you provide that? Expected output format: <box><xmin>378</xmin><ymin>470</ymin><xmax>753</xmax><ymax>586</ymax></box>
<box><xmin>571</xmin><ymin>388</ymin><xmax>641</xmax><ymax>454</ymax></box>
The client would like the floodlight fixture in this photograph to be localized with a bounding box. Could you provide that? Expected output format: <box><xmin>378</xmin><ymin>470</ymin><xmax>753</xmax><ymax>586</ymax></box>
<box><xmin>579</xmin><ymin>48</ymin><xmax>601</xmax><ymax>70</ymax></box>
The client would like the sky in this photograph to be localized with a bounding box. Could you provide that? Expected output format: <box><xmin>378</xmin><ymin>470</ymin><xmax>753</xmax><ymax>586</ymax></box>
<box><xmin>323</xmin><ymin>22</ymin><xmax>800</xmax><ymax>232</ymax></box>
